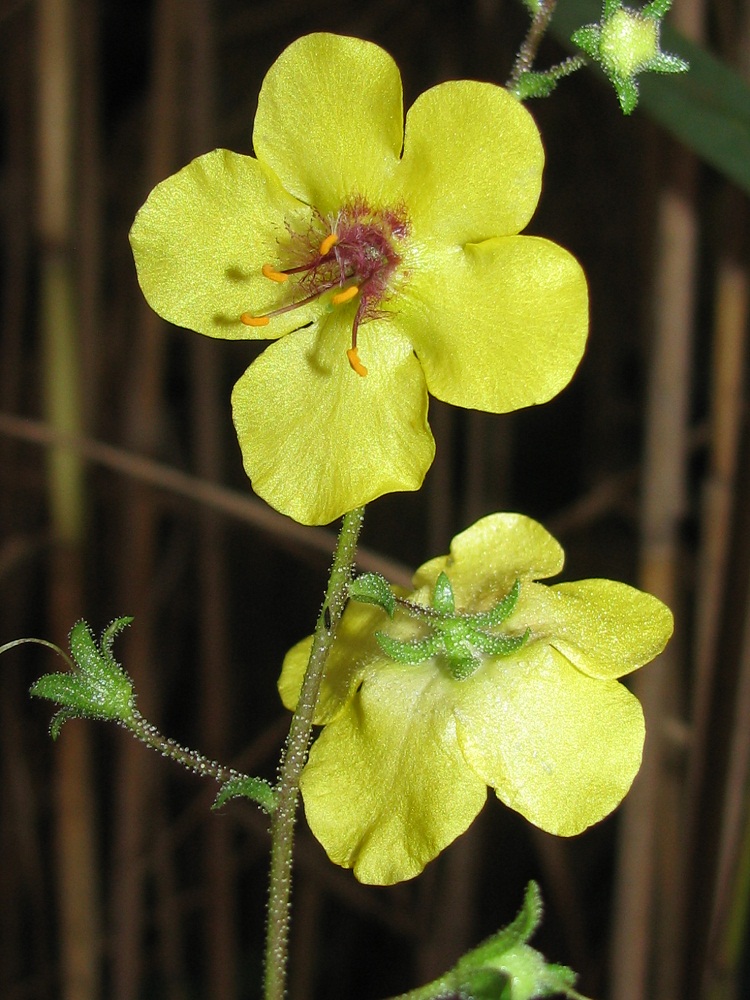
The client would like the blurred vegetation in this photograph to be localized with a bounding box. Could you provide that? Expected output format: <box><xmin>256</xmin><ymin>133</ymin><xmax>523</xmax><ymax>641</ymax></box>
<box><xmin>1</xmin><ymin>1</ymin><xmax>748</xmax><ymax>999</ymax></box>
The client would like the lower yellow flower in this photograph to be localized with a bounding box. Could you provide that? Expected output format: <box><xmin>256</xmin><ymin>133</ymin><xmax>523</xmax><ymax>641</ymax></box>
<box><xmin>279</xmin><ymin>512</ymin><xmax>673</xmax><ymax>885</ymax></box>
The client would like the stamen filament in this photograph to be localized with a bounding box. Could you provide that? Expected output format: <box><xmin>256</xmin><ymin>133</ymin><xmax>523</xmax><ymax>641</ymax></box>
<box><xmin>319</xmin><ymin>233</ymin><xmax>339</xmax><ymax>256</ymax></box>
<box><xmin>347</xmin><ymin>347</ymin><xmax>368</xmax><ymax>377</ymax></box>
<box><xmin>262</xmin><ymin>263</ymin><xmax>289</xmax><ymax>283</ymax></box>
<box><xmin>332</xmin><ymin>285</ymin><xmax>359</xmax><ymax>306</ymax></box>
<box><xmin>239</xmin><ymin>280</ymin><xmax>345</xmax><ymax>329</ymax></box>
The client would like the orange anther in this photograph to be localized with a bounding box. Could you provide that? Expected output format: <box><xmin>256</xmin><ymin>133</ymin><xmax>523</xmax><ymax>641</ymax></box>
<box><xmin>347</xmin><ymin>347</ymin><xmax>368</xmax><ymax>377</ymax></box>
<box><xmin>332</xmin><ymin>284</ymin><xmax>359</xmax><ymax>306</ymax></box>
<box><xmin>319</xmin><ymin>233</ymin><xmax>339</xmax><ymax>256</ymax></box>
<box><xmin>262</xmin><ymin>263</ymin><xmax>288</xmax><ymax>283</ymax></box>
<box><xmin>241</xmin><ymin>312</ymin><xmax>270</xmax><ymax>327</ymax></box>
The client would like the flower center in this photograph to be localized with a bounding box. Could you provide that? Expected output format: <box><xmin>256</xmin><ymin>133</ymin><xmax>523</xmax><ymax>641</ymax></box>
<box><xmin>240</xmin><ymin>198</ymin><xmax>408</xmax><ymax>376</ymax></box>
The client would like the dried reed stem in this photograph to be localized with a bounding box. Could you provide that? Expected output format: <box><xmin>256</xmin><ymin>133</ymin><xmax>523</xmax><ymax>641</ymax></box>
<box><xmin>610</xmin><ymin>120</ymin><xmax>700</xmax><ymax>1000</ymax></box>
<box><xmin>37</xmin><ymin>1</ymin><xmax>102</xmax><ymax>997</ymax></box>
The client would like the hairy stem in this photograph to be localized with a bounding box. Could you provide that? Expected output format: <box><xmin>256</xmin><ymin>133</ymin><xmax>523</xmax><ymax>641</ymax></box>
<box><xmin>508</xmin><ymin>0</ymin><xmax>559</xmax><ymax>86</ymax></box>
<box><xmin>128</xmin><ymin>709</ymin><xmax>237</xmax><ymax>784</ymax></box>
<box><xmin>264</xmin><ymin>506</ymin><xmax>365</xmax><ymax>1000</ymax></box>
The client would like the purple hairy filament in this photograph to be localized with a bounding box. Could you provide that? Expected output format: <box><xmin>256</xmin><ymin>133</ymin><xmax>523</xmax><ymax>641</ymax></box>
<box><xmin>241</xmin><ymin>199</ymin><xmax>408</xmax><ymax>376</ymax></box>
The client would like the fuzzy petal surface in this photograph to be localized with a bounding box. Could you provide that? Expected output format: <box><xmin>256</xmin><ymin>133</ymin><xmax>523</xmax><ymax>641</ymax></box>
<box><xmin>402</xmin><ymin>236</ymin><xmax>588</xmax><ymax>413</ymax></box>
<box><xmin>300</xmin><ymin>662</ymin><xmax>487</xmax><ymax>884</ymax></box>
<box><xmin>398</xmin><ymin>81</ymin><xmax>543</xmax><ymax>245</ymax></box>
<box><xmin>516</xmin><ymin>579</ymin><xmax>674</xmax><ymax>680</ymax></box>
<box><xmin>253</xmin><ymin>33</ymin><xmax>403</xmax><ymax>213</ymax></box>
<box><xmin>455</xmin><ymin>645</ymin><xmax>645</xmax><ymax>835</ymax></box>
<box><xmin>231</xmin><ymin>314</ymin><xmax>434</xmax><ymax>525</ymax></box>
<box><xmin>129</xmin><ymin>149</ymin><xmax>311</xmax><ymax>340</ymax></box>
<box><xmin>413</xmin><ymin>513</ymin><xmax>564</xmax><ymax>611</ymax></box>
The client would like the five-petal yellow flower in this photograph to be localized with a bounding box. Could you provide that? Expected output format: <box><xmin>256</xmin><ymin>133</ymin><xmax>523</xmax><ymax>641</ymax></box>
<box><xmin>279</xmin><ymin>513</ymin><xmax>673</xmax><ymax>885</ymax></box>
<box><xmin>130</xmin><ymin>33</ymin><xmax>588</xmax><ymax>525</ymax></box>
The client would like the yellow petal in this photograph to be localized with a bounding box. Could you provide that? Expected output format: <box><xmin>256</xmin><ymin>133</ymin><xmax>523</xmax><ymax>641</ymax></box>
<box><xmin>300</xmin><ymin>663</ymin><xmax>487</xmax><ymax>884</ymax></box>
<box><xmin>278</xmin><ymin>602</ymin><xmax>388</xmax><ymax>724</ymax></box>
<box><xmin>253</xmin><ymin>34</ymin><xmax>403</xmax><ymax>214</ymax></box>
<box><xmin>278</xmin><ymin>635</ymin><xmax>313</xmax><ymax>712</ymax></box>
<box><xmin>231</xmin><ymin>314</ymin><xmax>434</xmax><ymax>525</ymax></box>
<box><xmin>455</xmin><ymin>645</ymin><xmax>644</xmax><ymax>836</ymax></box>
<box><xmin>413</xmin><ymin>512</ymin><xmax>564</xmax><ymax>612</ymax></box>
<box><xmin>397</xmin><ymin>81</ymin><xmax>543</xmax><ymax>244</ymax></box>
<box><xmin>517</xmin><ymin>578</ymin><xmax>674</xmax><ymax>679</ymax></box>
<box><xmin>402</xmin><ymin>235</ymin><xmax>588</xmax><ymax>413</ymax></box>
<box><xmin>129</xmin><ymin>149</ymin><xmax>312</xmax><ymax>339</ymax></box>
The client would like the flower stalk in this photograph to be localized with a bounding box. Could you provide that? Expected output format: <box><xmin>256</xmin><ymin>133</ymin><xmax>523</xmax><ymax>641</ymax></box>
<box><xmin>265</xmin><ymin>505</ymin><xmax>365</xmax><ymax>1000</ymax></box>
<box><xmin>508</xmin><ymin>0</ymin><xmax>559</xmax><ymax>86</ymax></box>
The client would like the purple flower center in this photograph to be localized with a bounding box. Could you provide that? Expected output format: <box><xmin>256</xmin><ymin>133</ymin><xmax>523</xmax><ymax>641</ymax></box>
<box><xmin>241</xmin><ymin>198</ymin><xmax>409</xmax><ymax>376</ymax></box>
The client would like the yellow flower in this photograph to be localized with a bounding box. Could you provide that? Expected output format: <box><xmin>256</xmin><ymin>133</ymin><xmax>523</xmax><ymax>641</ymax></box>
<box><xmin>279</xmin><ymin>513</ymin><xmax>673</xmax><ymax>884</ymax></box>
<box><xmin>130</xmin><ymin>34</ymin><xmax>588</xmax><ymax>525</ymax></box>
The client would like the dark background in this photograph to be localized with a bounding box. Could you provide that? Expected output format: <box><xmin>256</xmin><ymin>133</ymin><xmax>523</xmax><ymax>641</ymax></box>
<box><xmin>1</xmin><ymin>1</ymin><xmax>747</xmax><ymax>998</ymax></box>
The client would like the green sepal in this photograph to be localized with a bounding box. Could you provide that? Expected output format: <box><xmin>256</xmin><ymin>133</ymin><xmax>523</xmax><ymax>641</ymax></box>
<box><xmin>643</xmin><ymin>0</ymin><xmax>672</xmax><ymax>16</ymax></box>
<box><xmin>471</xmin><ymin>627</ymin><xmax>530</xmax><ymax>658</ymax></box>
<box><xmin>570</xmin><ymin>24</ymin><xmax>600</xmax><ymax>59</ymax></box>
<box><xmin>349</xmin><ymin>573</ymin><xmax>396</xmax><ymax>617</ymax></box>
<box><xmin>212</xmin><ymin>775</ymin><xmax>278</xmax><ymax>815</ymax></box>
<box><xmin>650</xmin><ymin>51</ymin><xmax>689</xmax><ymax>73</ymax></box>
<box><xmin>30</xmin><ymin>617</ymin><xmax>136</xmax><ymax>737</ymax></box>
<box><xmin>433</xmin><ymin>572</ymin><xmax>456</xmax><ymax>615</ymax></box>
<box><xmin>474</xmin><ymin>879</ymin><xmax>543</xmax><ymax>956</ymax></box>
<box><xmin>444</xmin><ymin>649</ymin><xmax>481</xmax><ymax>681</ymax></box>
<box><xmin>473</xmin><ymin>580</ymin><xmax>522</xmax><ymax>629</ymax></box>
<box><xmin>375</xmin><ymin>631</ymin><xmax>442</xmax><ymax>665</ymax></box>
<box><xmin>49</xmin><ymin>708</ymin><xmax>81</xmax><ymax>741</ymax></box>
<box><xmin>374</xmin><ymin>578</ymin><xmax>528</xmax><ymax>677</ymax></box>
<box><xmin>611</xmin><ymin>75</ymin><xmax>639</xmax><ymax>114</ymax></box>
<box><xmin>456</xmin><ymin>967</ymin><xmax>512</xmax><ymax>999</ymax></box>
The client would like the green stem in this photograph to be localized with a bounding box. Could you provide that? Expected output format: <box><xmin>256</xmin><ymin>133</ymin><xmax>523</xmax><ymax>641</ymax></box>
<box><xmin>128</xmin><ymin>709</ymin><xmax>239</xmax><ymax>783</ymax></box>
<box><xmin>264</xmin><ymin>506</ymin><xmax>365</xmax><ymax>1000</ymax></box>
<box><xmin>125</xmin><ymin>709</ymin><xmax>276</xmax><ymax>812</ymax></box>
<box><xmin>508</xmin><ymin>0</ymin><xmax>559</xmax><ymax>86</ymax></box>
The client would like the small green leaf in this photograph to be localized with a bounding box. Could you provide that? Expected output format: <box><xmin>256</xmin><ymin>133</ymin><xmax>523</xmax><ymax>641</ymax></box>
<box><xmin>515</xmin><ymin>70</ymin><xmax>562</xmax><ymax>100</ymax></box>
<box><xmin>349</xmin><ymin>573</ymin><xmax>396</xmax><ymax>617</ymax></box>
<box><xmin>213</xmin><ymin>775</ymin><xmax>278</xmax><ymax>814</ymax></box>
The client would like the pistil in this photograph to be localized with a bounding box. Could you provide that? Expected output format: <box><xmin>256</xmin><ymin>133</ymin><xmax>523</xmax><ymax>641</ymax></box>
<box><xmin>239</xmin><ymin>200</ymin><xmax>407</xmax><ymax>378</ymax></box>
